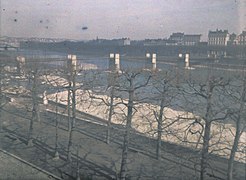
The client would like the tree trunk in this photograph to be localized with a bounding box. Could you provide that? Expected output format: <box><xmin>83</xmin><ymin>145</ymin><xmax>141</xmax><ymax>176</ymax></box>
<box><xmin>227</xmin><ymin>78</ymin><xmax>245</xmax><ymax>180</ymax></box>
<box><xmin>156</xmin><ymin>101</ymin><xmax>164</xmax><ymax>160</ymax></box>
<box><xmin>200</xmin><ymin>81</ymin><xmax>213</xmax><ymax>180</ymax></box>
<box><xmin>106</xmin><ymin>86</ymin><xmax>115</xmax><ymax>144</ymax></box>
<box><xmin>67</xmin><ymin>73</ymin><xmax>76</xmax><ymax>162</ymax></box>
<box><xmin>67</xmin><ymin>124</ymin><xmax>73</xmax><ymax>162</ymax></box>
<box><xmin>33</xmin><ymin>98</ymin><xmax>40</xmax><ymax>122</ymax></box>
<box><xmin>67</xmin><ymin>76</ymin><xmax>72</xmax><ymax>160</ymax></box>
<box><xmin>28</xmin><ymin>71</ymin><xmax>39</xmax><ymax>145</ymax></box>
<box><xmin>200</xmin><ymin>121</ymin><xmax>211</xmax><ymax>180</ymax></box>
<box><xmin>227</xmin><ymin>120</ymin><xmax>240</xmax><ymax>180</ymax></box>
<box><xmin>67</xmin><ymin>79</ymin><xmax>72</xmax><ymax>161</ymax></box>
<box><xmin>0</xmin><ymin>66</ymin><xmax>2</xmax><ymax>132</ymax></box>
<box><xmin>67</xmin><ymin>81</ymin><xmax>71</xmax><ymax>131</ymax></box>
<box><xmin>0</xmin><ymin>107</ymin><xmax>2</xmax><ymax>132</ymax></box>
<box><xmin>27</xmin><ymin>110</ymin><xmax>34</xmax><ymax>145</ymax></box>
<box><xmin>120</xmin><ymin>80</ymin><xmax>134</xmax><ymax>180</ymax></box>
<box><xmin>54</xmin><ymin>92</ymin><xmax>59</xmax><ymax>159</ymax></box>
<box><xmin>76</xmin><ymin>147</ymin><xmax>80</xmax><ymax>180</ymax></box>
<box><xmin>32</xmin><ymin>71</ymin><xmax>40</xmax><ymax>122</ymax></box>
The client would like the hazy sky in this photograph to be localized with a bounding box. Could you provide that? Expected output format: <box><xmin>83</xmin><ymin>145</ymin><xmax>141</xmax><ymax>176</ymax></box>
<box><xmin>1</xmin><ymin>0</ymin><xmax>245</xmax><ymax>40</ymax></box>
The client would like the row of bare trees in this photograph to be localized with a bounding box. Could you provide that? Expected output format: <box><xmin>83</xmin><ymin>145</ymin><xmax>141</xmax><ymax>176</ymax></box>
<box><xmin>0</xmin><ymin>57</ymin><xmax>245</xmax><ymax>180</ymax></box>
<box><xmin>85</xmin><ymin>66</ymin><xmax>245</xmax><ymax>180</ymax></box>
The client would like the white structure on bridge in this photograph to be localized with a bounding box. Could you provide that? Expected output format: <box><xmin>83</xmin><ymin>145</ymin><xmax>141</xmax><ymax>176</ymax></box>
<box><xmin>145</xmin><ymin>53</ymin><xmax>157</xmax><ymax>71</ymax></box>
<box><xmin>109</xmin><ymin>53</ymin><xmax>120</xmax><ymax>72</ymax></box>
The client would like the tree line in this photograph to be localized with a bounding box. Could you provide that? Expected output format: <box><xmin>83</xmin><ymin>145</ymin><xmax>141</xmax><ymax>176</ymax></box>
<box><xmin>0</xmin><ymin>56</ymin><xmax>245</xmax><ymax>180</ymax></box>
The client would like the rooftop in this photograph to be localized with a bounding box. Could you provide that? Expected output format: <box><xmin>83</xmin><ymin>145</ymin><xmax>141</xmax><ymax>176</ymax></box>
<box><xmin>209</xmin><ymin>29</ymin><xmax>229</xmax><ymax>34</ymax></box>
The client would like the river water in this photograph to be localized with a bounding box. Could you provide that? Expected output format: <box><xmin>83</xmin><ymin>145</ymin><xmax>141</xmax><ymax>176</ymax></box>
<box><xmin>11</xmin><ymin>49</ymin><xmax>245</xmax><ymax>79</ymax></box>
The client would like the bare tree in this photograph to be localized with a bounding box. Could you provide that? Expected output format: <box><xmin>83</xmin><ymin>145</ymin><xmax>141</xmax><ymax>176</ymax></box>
<box><xmin>67</xmin><ymin>67</ymin><xmax>76</xmax><ymax>162</ymax></box>
<box><xmin>27</xmin><ymin>68</ymin><xmax>41</xmax><ymax>145</ymax></box>
<box><xmin>44</xmin><ymin>58</ymin><xmax>94</xmax><ymax>162</ymax></box>
<box><xmin>150</xmin><ymin>70</ymin><xmax>177</xmax><ymax>160</ymax></box>
<box><xmin>87</xmin><ymin>70</ymin><xmax>120</xmax><ymax>144</ymax></box>
<box><xmin>182</xmin><ymin>74</ymin><xmax>230</xmax><ymax>180</ymax></box>
<box><xmin>0</xmin><ymin>61</ymin><xmax>5</xmax><ymax>132</ymax></box>
<box><xmin>117</xmin><ymin>70</ymin><xmax>151</xmax><ymax>180</ymax></box>
<box><xmin>227</xmin><ymin>73</ymin><xmax>246</xmax><ymax>180</ymax></box>
<box><xmin>43</xmin><ymin>66</ymin><xmax>80</xmax><ymax>160</ymax></box>
<box><xmin>106</xmin><ymin>71</ymin><xmax>118</xmax><ymax>144</ymax></box>
<box><xmin>54</xmin><ymin>89</ymin><xmax>60</xmax><ymax>159</ymax></box>
<box><xmin>0</xmin><ymin>58</ymin><xmax>15</xmax><ymax>132</ymax></box>
<box><xmin>17</xmin><ymin>59</ymin><xmax>52</xmax><ymax>147</ymax></box>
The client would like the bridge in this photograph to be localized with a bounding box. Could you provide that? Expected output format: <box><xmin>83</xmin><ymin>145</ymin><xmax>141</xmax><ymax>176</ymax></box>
<box><xmin>0</xmin><ymin>44</ymin><xmax>19</xmax><ymax>51</ymax></box>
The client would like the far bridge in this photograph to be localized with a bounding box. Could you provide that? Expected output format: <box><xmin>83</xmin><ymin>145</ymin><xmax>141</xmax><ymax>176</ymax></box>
<box><xmin>0</xmin><ymin>44</ymin><xmax>19</xmax><ymax>51</ymax></box>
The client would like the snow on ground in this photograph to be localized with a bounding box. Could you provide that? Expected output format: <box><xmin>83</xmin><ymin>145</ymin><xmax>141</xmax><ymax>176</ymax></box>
<box><xmin>40</xmin><ymin>75</ymin><xmax>69</xmax><ymax>87</ymax></box>
<box><xmin>47</xmin><ymin>89</ymin><xmax>246</xmax><ymax>163</ymax></box>
<box><xmin>78</xmin><ymin>63</ymin><xmax>98</xmax><ymax>70</ymax></box>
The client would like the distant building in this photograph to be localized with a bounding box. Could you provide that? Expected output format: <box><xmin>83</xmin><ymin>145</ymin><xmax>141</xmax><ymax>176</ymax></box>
<box><xmin>169</xmin><ymin>32</ymin><xmax>184</xmax><ymax>45</ymax></box>
<box><xmin>208</xmin><ymin>29</ymin><xmax>230</xmax><ymax>46</ymax></box>
<box><xmin>183</xmin><ymin>34</ymin><xmax>201</xmax><ymax>46</ymax></box>
<box><xmin>111</xmin><ymin>38</ymin><xmax>131</xmax><ymax>46</ymax></box>
<box><xmin>164</xmin><ymin>40</ymin><xmax>178</xmax><ymax>46</ymax></box>
<box><xmin>121</xmin><ymin>38</ymin><xmax>131</xmax><ymax>46</ymax></box>
<box><xmin>198</xmin><ymin>41</ymin><xmax>208</xmax><ymax>46</ymax></box>
<box><xmin>168</xmin><ymin>33</ymin><xmax>201</xmax><ymax>46</ymax></box>
<box><xmin>238</xmin><ymin>31</ymin><xmax>246</xmax><ymax>45</ymax></box>
<box><xmin>228</xmin><ymin>33</ymin><xmax>238</xmax><ymax>45</ymax></box>
<box><xmin>143</xmin><ymin>39</ymin><xmax>167</xmax><ymax>46</ymax></box>
<box><xmin>87</xmin><ymin>38</ymin><xmax>130</xmax><ymax>46</ymax></box>
<box><xmin>105</xmin><ymin>38</ymin><xmax>131</xmax><ymax>46</ymax></box>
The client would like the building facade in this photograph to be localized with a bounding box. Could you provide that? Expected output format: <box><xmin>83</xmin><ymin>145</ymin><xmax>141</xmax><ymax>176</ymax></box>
<box><xmin>227</xmin><ymin>33</ymin><xmax>238</xmax><ymax>45</ymax></box>
<box><xmin>119</xmin><ymin>38</ymin><xmax>131</xmax><ymax>46</ymax></box>
<box><xmin>183</xmin><ymin>34</ymin><xmax>201</xmax><ymax>46</ymax></box>
<box><xmin>169</xmin><ymin>33</ymin><xmax>201</xmax><ymax>46</ymax></box>
<box><xmin>238</xmin><ymin>31</ymin><xmax>246</xmax><ymax>45</ymax></box>
<box><xmin>169</xmin><ymin>32</ymin><xmax>184</xmax><ymax>45</ymax></box>
<box><xmin>208</xmin><ymin>29</ymin><xmax>230</xmax><ymax>46</ymax></box>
